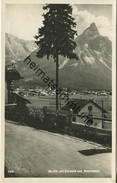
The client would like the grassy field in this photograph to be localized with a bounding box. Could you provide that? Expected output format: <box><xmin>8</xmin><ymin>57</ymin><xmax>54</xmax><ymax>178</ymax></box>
<box><xmin>26</xmin><ymin>94</ymin><xmax>112</xmax><ymax>114</ymax></box>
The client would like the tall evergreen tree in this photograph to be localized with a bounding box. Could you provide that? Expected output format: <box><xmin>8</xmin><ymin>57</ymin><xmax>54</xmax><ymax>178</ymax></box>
<box><xmin>35</xmin><ymin>4</ymin><xmax>78</xmax><ymax>111</ymax></box>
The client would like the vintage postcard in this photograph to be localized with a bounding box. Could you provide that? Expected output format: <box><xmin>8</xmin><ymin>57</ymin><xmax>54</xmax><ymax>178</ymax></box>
<box><xmin>0</xmin><ymin>0</ymin><xmax>116</xmax><ymax>183</ymax></box>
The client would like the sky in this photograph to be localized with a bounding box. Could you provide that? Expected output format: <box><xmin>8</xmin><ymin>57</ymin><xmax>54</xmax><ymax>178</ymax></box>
<box><xmin>5</xmin><ymin>4</ymin><xmax>112</xmax><ymax>40</ymax></box>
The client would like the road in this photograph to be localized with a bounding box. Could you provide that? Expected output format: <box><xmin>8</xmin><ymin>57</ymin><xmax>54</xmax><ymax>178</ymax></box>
<box><xmin>5</xmin><ymin>120</ymin><xmax>112</xmax><ymax>177</ymax></box>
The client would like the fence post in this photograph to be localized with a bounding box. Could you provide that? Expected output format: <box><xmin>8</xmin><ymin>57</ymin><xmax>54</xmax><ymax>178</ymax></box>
<box><xmin>102</xmin><ymin>100</ymin><xmax>104</xmax><ymax>128</ymax></box>
<box><xmin>59</xmin><ymin>95</ymin><xmax>61</xmax><ymax>110</ymax></box>
<box><xmin>69</xmin><ymin>109</ymin><xmax>73</xmax><ymax>124</ymax></box>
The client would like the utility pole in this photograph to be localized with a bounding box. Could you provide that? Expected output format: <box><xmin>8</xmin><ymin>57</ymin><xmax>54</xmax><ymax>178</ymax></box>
<box><xmin>102</xmin><ymin>100</ymin><xmax>104</xmax><ymax>128</ymax></box>
<box><xmin>59</xmin><ymin>95</ymin><xmax>61</xmax><ymax>110</ymax></box>
<box><xmin>56</xmin><ymin>54</ymin><xmax>59</xmax><ymax>112</ymax></box>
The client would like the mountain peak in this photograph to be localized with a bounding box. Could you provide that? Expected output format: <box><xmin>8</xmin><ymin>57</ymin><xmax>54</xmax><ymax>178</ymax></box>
<box><xmin>89</xmin><ymin>23</ymin><xmax>99</xmax><ymax>32</ymax></box>
<box><xmin>83</xmin><ymin>22</ymin><xmax>100</xmax><ymax>38</ymax></box>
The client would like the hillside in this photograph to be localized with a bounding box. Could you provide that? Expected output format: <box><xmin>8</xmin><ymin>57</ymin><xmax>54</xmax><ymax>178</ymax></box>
<box><xmin>5</xmin><ymin>23</ymin><xmax>112</xmax><ymax>90</ymax></box>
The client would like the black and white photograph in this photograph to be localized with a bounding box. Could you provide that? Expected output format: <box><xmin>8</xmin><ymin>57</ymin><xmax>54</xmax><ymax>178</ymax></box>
<box><xmin>2</xmin><ymin>0</ymin><xmax>116</xmax><ymax>181</ymax></box>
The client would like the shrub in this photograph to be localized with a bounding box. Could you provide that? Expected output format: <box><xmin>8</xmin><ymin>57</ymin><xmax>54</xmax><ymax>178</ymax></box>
<box><xmin>5</xmin><ymin>105</ymin><xmax>72</xmax><ymax>133</ymax></box>
<box><xmin>27</xmin><ymin>106</ymin><xmax>44</xmax><ymax>128</ymax></box>
<box><xmin>5</xmin><ymin>105</ymin><xmax>44</xmax><ymax>127</ymax></box>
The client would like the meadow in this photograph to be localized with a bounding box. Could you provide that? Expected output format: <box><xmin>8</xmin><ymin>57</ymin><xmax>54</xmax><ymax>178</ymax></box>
<box><xmin>26</xmin><ymin>93</ymin><xmax>112</xmax><ymax>115</ymax></box>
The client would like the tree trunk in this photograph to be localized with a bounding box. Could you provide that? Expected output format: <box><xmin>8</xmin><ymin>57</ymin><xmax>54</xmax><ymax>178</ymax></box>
<box><xmin>7</xmin><ymin>81</ymin><xmax>12</xmax><ymax>104</ymax></box>
<box><xmin>56</xmin><ymin>54</ymin><xmax>59</xmax><ymax>112</ymax></box>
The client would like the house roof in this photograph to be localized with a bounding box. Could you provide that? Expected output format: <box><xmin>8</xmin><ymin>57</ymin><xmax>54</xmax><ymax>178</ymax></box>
<box><xmin>62</xmin><ymin>99</ymin><xmax>107</xmax><ymax>114</ymax></box>
<box><xmin>62</xmin><ymin>99</ymin><xmax>87</xmax><ymax>113</ymax></box>
<box><xmin>90</xmin><ymin>100</ymin><xmax>107</xmax><ymax>113</ymax></box>
<box><xmin>13</xmin><ymin>93</ymin><xmax>31</xmax><ymax>104</ymax></box>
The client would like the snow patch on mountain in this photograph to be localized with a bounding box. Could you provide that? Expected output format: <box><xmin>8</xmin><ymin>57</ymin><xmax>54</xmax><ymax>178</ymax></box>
<box><xmin>84</xmin><ymin>56</ymin><xmax>95</xmax><ymax>64</ymax></box>
<box><xmin>70</xmin><ymin>63</ymin><xmax>79</xmax><ymax>67</ymax></box>
<box><xmin>94</xmin><ymin>50</ymin><xmax>100</xmax><ymax>55</ymax></box>
<box><xmin>94</xmin><ymin>50</ymin><xmax>111</xmax><ymax>71</ymax></box>
<box><xmin>59</xmin><ymin>58</ymin><xmax>68</xmax><ymax>69</ymax></box>
<box><xmin>99</xmin><ymin>57</ymin><xmax>111</xmax><ymax>71</ymax></box>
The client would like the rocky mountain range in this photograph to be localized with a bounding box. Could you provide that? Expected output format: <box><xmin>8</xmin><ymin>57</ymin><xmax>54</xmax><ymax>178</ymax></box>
<box><xmin>5</xmin><ymin>23</ymin><xmax>112</xmax><ymax>90</ymax></box>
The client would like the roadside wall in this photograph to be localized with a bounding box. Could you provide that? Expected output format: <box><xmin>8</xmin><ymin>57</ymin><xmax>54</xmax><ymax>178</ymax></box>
<box><xmin>67</xmin><ymin>122</ymin><xmax>112</xmax><ymax>147</ymax></box>
<box><xmin>73</xmin><ymin>116</ymin><xmax>112</xmax><ymax>129</ymax></box>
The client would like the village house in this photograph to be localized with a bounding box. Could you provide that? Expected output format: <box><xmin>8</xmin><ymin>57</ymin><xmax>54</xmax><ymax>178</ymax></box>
<box><xmin>63</xmin><ymin>99</ymin><xmax>111</xmax><ymax>129</ymax></box>
<box><xmin>5</xmin><ymin>64</ymin><xmax>31</xmax><ymax>106</ymax></box>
